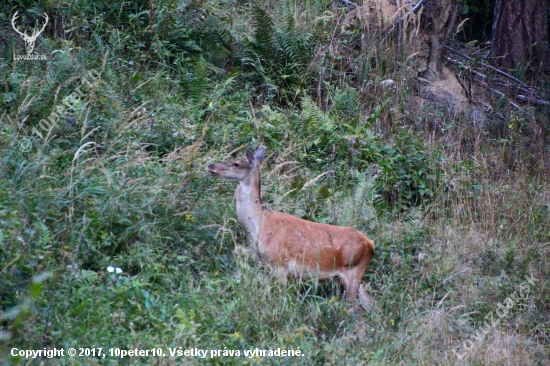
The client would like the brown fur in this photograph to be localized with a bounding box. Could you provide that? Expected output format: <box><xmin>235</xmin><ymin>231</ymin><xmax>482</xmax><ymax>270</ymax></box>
<box><xmin>207</xmin><ymin>147</ymin><xmax>375</xmax><ymax>308</ymax></box>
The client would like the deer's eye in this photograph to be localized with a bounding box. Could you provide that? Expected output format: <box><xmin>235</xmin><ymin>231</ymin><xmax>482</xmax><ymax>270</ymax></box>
<box><xmin>233</xmin><ymin>162</ymin><xmax>239</xmax><ymax>167</ymax></box>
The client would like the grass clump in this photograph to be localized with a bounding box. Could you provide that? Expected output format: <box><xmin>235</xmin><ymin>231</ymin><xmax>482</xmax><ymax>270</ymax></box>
<box><xmin>1</xmin><ymin>0</ymin><xmax>549</xmax><ymax>365</ymax></box>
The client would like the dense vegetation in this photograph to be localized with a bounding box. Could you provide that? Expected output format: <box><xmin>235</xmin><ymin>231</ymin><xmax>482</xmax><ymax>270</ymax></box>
<box><xmin>1</xmin><ymin>0</ymin><xmax>549</xmax><ymax>364</ymax></box>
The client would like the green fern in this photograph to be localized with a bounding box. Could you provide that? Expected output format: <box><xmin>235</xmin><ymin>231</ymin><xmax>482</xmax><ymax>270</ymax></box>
<box><xmin>279</xmin><ymin>14</ymin><xmax>312</xmax><ymax>66</ymax></box>
<box><xmin>330</xmin><ymin>86</ymin><xmax>360</xmax><ymax>119</ymax></box>
<box><xmin>332</xmin><ymin>170</ymin><xmax>379</xmax><ymax>229</ymax></box>
<box><xmin>300</xmin><ymin>95</ymin><xmax>335</xmax><ymax>147</ymax></box>
<box><xmin>35</xmin><ymin>221</ymin><xmax>51</xmax><ymax>249</ymax></box>
<box><xmin>188</xmin><ymin>58</ymin><xmax>210</xmax><ymax>102</ymax></box>
<box><xmin>252</xmin><ymin>6</ymin><xmax>275</xmax><ymax>60</ymax></box>
<box><xmin>198</xmin><ymin>17</ymin><xmax>231</xmax><ymax>61</ymax></box>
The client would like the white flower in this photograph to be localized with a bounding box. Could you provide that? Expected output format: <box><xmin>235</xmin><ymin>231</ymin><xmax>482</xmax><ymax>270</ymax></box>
<box><xmin>107</xmin><ymin>266</ymin><xmax>115</xmax><ymax>273</ymax></box>
<box><xmin>115</xmin><ymin>267</ymin><xmax>123</xmax><ymax>274</ymax></box>
<box><xmin>380</xmin><ymin>79</ymin><xmax>396</xmax><ymax>89</ymax></box>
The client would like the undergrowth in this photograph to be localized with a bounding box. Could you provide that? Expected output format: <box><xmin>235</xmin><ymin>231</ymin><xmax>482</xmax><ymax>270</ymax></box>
<box><xmin>1</xmin><ymin>0</ymin><xmax>549</xmax><ymax>365</ymax></box>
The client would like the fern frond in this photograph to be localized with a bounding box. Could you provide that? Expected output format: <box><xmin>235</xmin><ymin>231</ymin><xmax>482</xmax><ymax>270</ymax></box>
<box><xmin>252</xmin><ymin>6</ymin><xmax>275</xmax><ymax>59</ymax></box>
<box><xmin>279</xmin><ymin>14</ymin><xmax>312</xmax><ymax>66</ymax></box>
<box><xmin>330</xmin><ymin>86</ymin><xmax>360</xmax><ymax>119</ymax></box>
<box><xmin>35</xmin><ymin>221</ymin><xmax>51</xmax><ymax>248</ymax></box>
<box><xmin>187</xmin><ymin>58</ymin><xmax>210</xmax><ymax>102</ymax></box>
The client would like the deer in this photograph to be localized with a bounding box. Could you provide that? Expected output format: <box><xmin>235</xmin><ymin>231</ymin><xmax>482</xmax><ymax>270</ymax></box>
<box><xmin>207</xmin><ymin>146</ymin><xmax>375</xmax><ymax>309</ymax></box>
<box><xmin>11</xmin><ymin>11</ymin><xmax>49</xmax><ymax>55</ymax></box>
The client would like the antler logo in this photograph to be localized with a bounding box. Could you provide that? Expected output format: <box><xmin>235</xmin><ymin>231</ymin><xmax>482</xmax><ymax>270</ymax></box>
<box><xmin>11</xmin><ymin>11</ymin><xmax>49</xmax><ymax>55</ymax></box>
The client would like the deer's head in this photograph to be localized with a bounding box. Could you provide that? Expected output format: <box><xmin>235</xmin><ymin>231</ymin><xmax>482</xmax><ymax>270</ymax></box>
<box><xmin>207</xmin><ymin>147</ymin><xmax>266</xmax><ymax>182</ymax></box>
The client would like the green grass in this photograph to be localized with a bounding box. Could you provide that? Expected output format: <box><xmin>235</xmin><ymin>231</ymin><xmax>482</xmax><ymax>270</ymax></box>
<box><xmin>1</xmin><ymin>0</ymin><xmax>549</xmax><ymax>365</ymax></box>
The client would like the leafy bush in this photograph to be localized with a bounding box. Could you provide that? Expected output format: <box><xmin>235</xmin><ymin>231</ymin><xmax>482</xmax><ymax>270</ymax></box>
<box><xmin>1</xmin><ymin>1</ymin><xmax>548</xmax><ymax>365</ymax></box>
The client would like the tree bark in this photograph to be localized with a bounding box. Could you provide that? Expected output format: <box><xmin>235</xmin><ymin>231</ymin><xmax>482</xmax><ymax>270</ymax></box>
<box><xmin>421</xmin><ymin>0</ymin><xmax>460</xmax><ymax>80</ymax></box>
<box><xmin>491</xmin><ymin>0</ymin><xmax>549</xmax><ymax>71</ymax></box>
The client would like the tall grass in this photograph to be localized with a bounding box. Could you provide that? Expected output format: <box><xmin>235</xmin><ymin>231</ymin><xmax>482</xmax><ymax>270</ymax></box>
<box><xmin>1</xmin><ymin>0</ymin><xmax>549</xmax><ymax>365</ymax></box>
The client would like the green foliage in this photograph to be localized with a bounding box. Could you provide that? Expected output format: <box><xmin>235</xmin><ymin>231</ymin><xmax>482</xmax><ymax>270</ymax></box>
<box><xmin>376</xmin><ymin>130</ymin><xmax>440</xmax><ymax>208</ymax></box>
<box><xmin>236</xmin><ymin>6</ymin><xmax>316</xmax><ymax>104</ymax></box>
<box><xmin>291</xmin><ymin>97</ymin><xmax>440</xmax><ymax>211</ymax></box>
<box><xmin>0</xmin><ymin>0</ymin><xmax>548</xmax><ymax>365</ymax></box>
<box><xmin>252</xmin><ymin>6</ymin><xmax>275</xmax><ymax>58</ymax></box>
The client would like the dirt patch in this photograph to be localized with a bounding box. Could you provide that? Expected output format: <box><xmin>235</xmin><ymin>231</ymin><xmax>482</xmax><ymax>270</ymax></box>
<box><xmin>421</xmin><ymin>66</ymin><xmax>469</xmax><ymax>114</ymax></box>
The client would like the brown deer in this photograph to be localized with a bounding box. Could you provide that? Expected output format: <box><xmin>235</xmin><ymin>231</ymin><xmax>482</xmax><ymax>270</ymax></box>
<box><xmin>207</xmin><ymin>147</ymin><xmax>375</xmax><ymax>309</ymax></box>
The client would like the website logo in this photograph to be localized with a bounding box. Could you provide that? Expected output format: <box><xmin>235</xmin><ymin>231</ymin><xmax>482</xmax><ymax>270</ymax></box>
<box><xmin>12</xmin><ymin>11</ymin><xmax>48</xmax><ymax>60</ymax></box>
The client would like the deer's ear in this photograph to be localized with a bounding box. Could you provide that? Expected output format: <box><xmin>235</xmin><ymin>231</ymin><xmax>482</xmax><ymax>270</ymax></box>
<box><xmin>245</xmin><ymin>148</ymin><xmax>254</xmax><ymax>164</ymax></box>
<box><xmin>254</xmin><ymin>146</ymin><xmax>266</xmax><ymax>164</ymax></box>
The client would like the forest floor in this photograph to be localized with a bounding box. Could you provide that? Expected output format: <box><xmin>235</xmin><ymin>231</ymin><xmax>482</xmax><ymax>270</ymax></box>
<box><xmin>1</xmin><ymin>1</ymin><xmax>549</xmax><ymax>365</ymax></box>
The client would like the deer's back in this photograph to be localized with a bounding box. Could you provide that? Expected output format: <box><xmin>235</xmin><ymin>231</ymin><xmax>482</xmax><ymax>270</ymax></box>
<box><xmin>257</xmin><ymin>210</ymin><xmax>374</xmax><ymax>274</ymax></box>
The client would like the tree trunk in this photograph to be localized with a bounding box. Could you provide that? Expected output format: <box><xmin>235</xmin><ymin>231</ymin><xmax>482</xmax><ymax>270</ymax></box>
<box><xmin>420</xmin><ymin>0</ymin><xmax>460</xmax><ymax>80</ymax></box>
<box><xmin>491</xmin><ymin>0</ymin><xmax>549</xmax><ymax>71</ymax></box>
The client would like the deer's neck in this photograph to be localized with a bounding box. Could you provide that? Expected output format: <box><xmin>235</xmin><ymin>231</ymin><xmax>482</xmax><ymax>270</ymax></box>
<box><xmin>236</xmin><ymin>168</ymin><xmax>263</xmax><ymax>242</ymax></box>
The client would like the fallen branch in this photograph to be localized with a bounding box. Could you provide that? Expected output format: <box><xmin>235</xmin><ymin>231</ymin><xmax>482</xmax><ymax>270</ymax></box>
<box><xmin>445</xmin><ymin>46</ymin><xmax>529</xmax><ymax>88</ymax></box>
<box><xmin>446</xmin><ymin>56</ymin><xmax>521</xmax><ymax>110</ymax></box>
<box><xmin>446</xmin><ymin>56</ymin><xmax>487</xmax><ymax>80</ymax></box>
<box><xmin>481</xmin><ymin>83</ymin><xmax>522</xmax><ymax>111</ymax></box>
<box><xmin>338</xmin><ymin>0</ymin><xmax>357</xmax><ymax>9</ymax></box>
<box><xmin>1</xmin><ymin>254</ymin><xmax>21</xmax><ymax>274</ymax></box>
<box><xmin>446</xmin><ymin>54</ymin><xmax>550</xmax><ymax>109</ymax></box>
<box><xmin>517</xmin><ymin>95</ymin><xmax>550</xmax><ymax>106</ymax></box>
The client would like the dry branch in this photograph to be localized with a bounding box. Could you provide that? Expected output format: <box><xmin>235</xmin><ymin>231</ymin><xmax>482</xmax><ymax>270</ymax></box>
<box><xmin>445</xmin><ymin>46</ymin><xmax>550</xmax><ymax>108</ymax></box>
<box><xmin>338</xmin><ymin>0</ymin><xmax>357</xmax><ymax>9</ymax></box>
<box><xmin>379</xmin><ymin>0</ymin><xmax>424</xmax><ymax>47</ymax></box>
<box><xmin>445</xmin><ymin>46</ymin><xmax>529</xmax><ymax>88</ymax></box>
<box><xmin>516</xmin><ymin>95</ymin><xmax>550</xmax><ymax>106</ymax></box>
